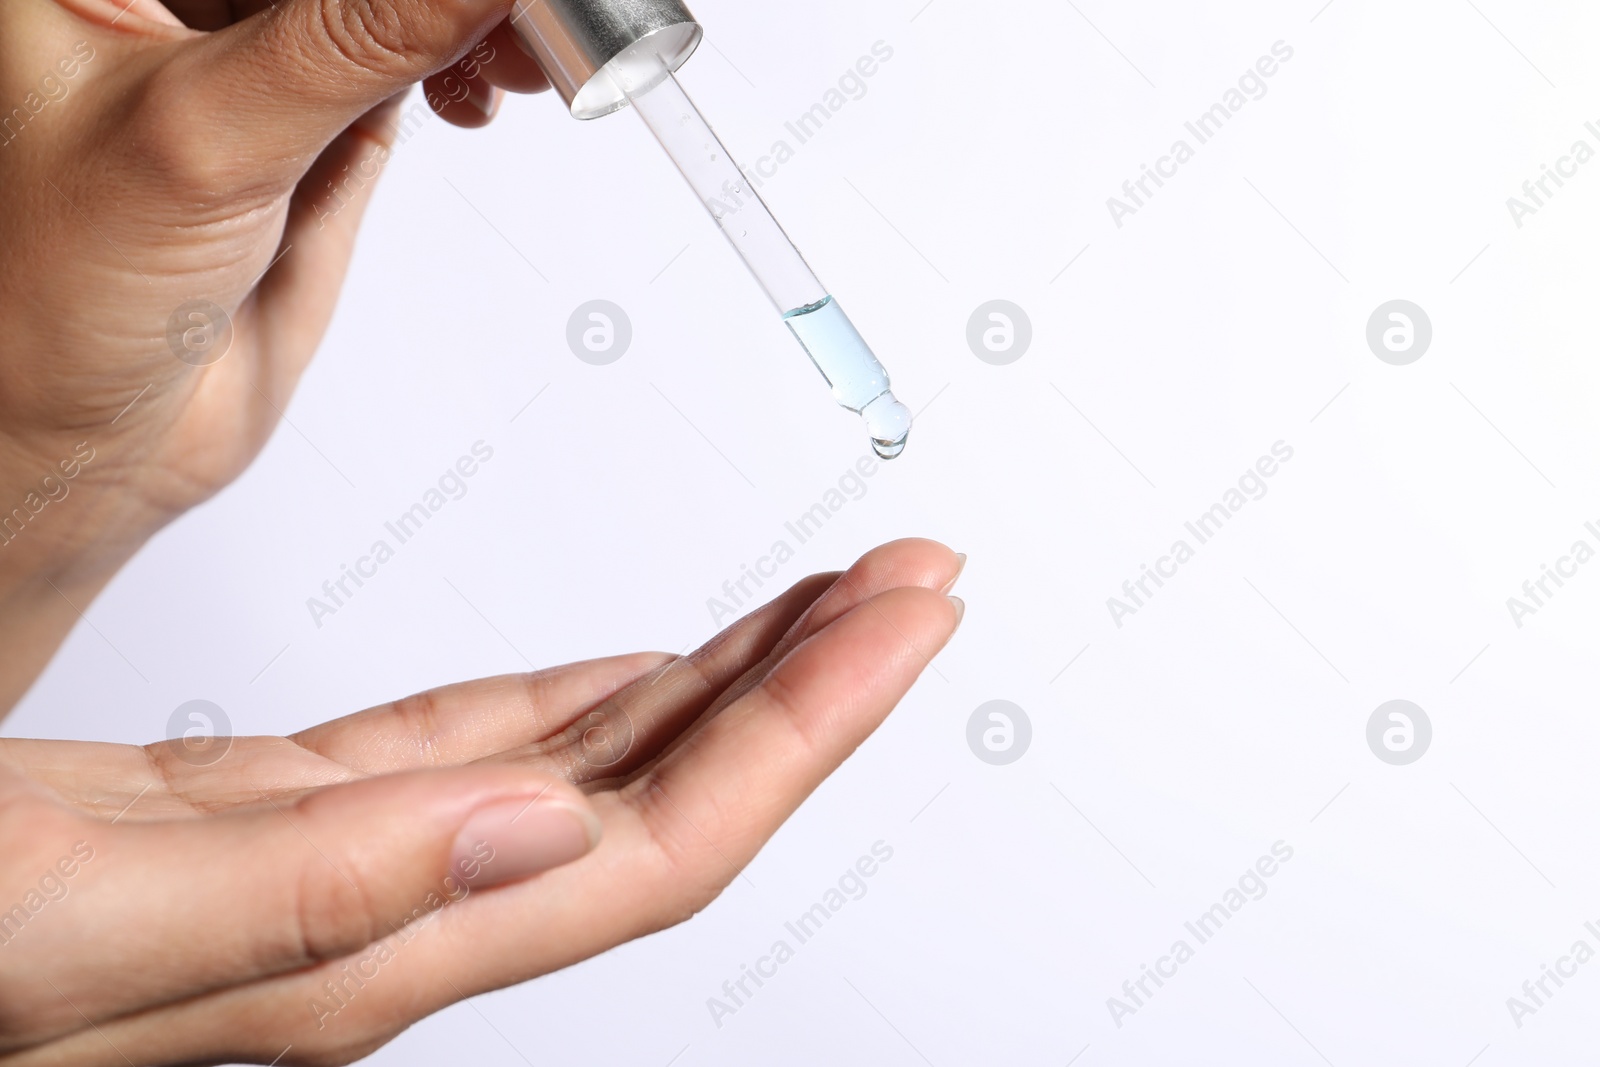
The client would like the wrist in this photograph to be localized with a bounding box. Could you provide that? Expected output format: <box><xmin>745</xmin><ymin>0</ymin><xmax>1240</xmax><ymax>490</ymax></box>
<box><xmin>0</xmin><ymin>435</ymin><xmax>97</xmax><ymax>534</ymax></box>
<box><xmin>0</xmin><ymin>445</ymin><xmax>146</xmax><ymax>714</ymax></box>
<box><xmin>0</xmin><ymin>429</ymin><xmax>153</xmax><ymax>599</ymax></box>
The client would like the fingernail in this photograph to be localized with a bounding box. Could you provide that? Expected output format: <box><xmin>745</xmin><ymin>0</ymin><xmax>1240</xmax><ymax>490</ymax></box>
<box><xmin>940</xmin><ymin>553</ymin><xmax>968</xmax><ymax>595</ymax></box>
<box><xmin>948</xmin><ymin>596</ymin><xmax>966</xmax><ymax>628</ymax></box>
<box><xmin>452</xmin><ymin>796</ymin><xmax>601</xmax><ymax>888</ymax></box>
<box><xmin>464</xmin><ymin>80</ymin><xmax>501</xmax><ymax>119</ymax></box>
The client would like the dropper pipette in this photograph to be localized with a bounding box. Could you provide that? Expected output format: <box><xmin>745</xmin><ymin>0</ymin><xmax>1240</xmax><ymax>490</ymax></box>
<box><xmin>512</xmin><ymin>0</ymin><xmax>913</xmax><ymax>459</ymax></box>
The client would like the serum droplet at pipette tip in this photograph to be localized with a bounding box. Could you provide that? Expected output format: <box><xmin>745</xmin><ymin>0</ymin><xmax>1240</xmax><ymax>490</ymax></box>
<box><xmin>861</xmin><ymin>391</ymin><xmax>912</xmax><ymax>461</ymax></box>
<box><xmin>871</xmin><ymin>435</ymin><xmax>908</xmax><ymax>460</ymax></box>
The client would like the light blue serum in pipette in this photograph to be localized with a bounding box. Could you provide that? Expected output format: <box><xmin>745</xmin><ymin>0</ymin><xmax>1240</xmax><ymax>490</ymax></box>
<box><xmin>782</xmin><ymin>296</ymin><xmax>911</xmax><ymax>458</ymax></box>
<box><xmin>614</xmin><ymin>58</ymin><xmax>913</xmax><ymax>459</ymax></box>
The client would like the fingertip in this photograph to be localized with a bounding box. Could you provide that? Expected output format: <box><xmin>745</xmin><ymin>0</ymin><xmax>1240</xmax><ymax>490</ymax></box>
<box><xmin>643</xmin><ymin>582</ymin><xmax>960</xmax><ymax>836</ymax></box>
<box><xmin>851</xmin><ymin>538</ymin><xmax>962</xmax><ymax>595</ymax></box>
<box><xmin>882</xmin><ymin>583</ymin><xmax>966</xmax><ymax>645</ymax></box>
<box><xmin>469</xmin><ymin>84</ymin><xmax>504</xmax><ymax>121</ymax></box>
<box><xmin>875</xmin><ymin>538</ymin><xmax>962</xmax><ymax>581</ymax></box>
<box><xmin>856</xmin><ymin>584</ymin><xmax>966</xmax><ymax>666</ymax></box>
<box><xmin>941</xmin><ymin>553</ymin><xmax>969</xmax><ymax>595</ymax></box>
<box><xmin>484</xmin><ymin>18</ymin><xmax>556</xmax><ymax>94</ymax></box>
<box><xmin>788</xmin><ymin>584</ymin><xmax>961</xmax><ymax>696</ymax></box>
<box><xmin>795</xmin><ymin>540</ymin><xmax>962</xmax><ymax>637</ymax></box>
<box><xmin>422</xmin><ymin>71</ymin><xmax>501</xmax><ymax>128</ymax></box>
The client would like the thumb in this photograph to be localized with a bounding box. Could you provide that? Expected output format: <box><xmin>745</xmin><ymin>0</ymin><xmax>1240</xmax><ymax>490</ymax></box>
<box><xmin>21</xmin><ymin>765</ymin><xmax>598</xmax><ymax>1034</ymax></box>
<box><xmin>188</xmin><ymin>0</ymin><xmax>511</xmax><ymax>174</ymax></box>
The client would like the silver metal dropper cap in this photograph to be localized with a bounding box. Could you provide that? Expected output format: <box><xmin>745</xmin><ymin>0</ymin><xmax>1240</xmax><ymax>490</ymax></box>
<box><xmin>510</xmin><ymin>0</ymin><xmax>702</xmax><ymax>120</ymax></box>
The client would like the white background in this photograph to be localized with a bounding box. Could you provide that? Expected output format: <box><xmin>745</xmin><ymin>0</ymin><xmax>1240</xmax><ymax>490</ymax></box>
<box><xmin>11</xmin><ymin>0</ymin><xmax>1600</xmax><ymax>1062</ymax></box>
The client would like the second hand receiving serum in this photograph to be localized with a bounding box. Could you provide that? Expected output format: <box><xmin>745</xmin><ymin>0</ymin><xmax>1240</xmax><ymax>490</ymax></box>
<box><xmin>512</xmin><ymin>0</ymin><xmax>914</xmax><ymax>460</ymax></box>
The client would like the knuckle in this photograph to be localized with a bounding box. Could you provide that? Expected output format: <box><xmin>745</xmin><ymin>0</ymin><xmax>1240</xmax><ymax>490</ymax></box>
<box><xmin>291</xmin><ymin>853</ymin><xmax>380</xmax><ymax>965</ymax></box>
<box><xmin>386</xmin><ymin>689</ymin><xmax>445</xmax><ymax>766</ymax></box>
<box><xmin>126</xmin><ymin>70</ymin><xmax>261</xmax><ymax>203</ymax></box>
<box><xmin>754</xmin><ymin>669</ymin><xmax>826</xmax><ymax>755</ymax></box>
<box><xmin>634</xmin><ymin>783</ymin><xmax>737</xmax><ymax>928</ymax></box>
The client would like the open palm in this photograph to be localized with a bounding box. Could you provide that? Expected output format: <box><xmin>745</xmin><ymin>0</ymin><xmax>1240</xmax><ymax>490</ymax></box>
<box><xmin>0</xmin><ymin>541</ymin><xmax>962</xmax><ymax>1066</ymax></box>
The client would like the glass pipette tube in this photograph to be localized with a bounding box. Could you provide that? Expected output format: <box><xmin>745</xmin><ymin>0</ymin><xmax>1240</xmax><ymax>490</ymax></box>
<box><xmin>615</xmin><ymin>64</ymin><xmax>913</xmax><ymax>459</ymax></box>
